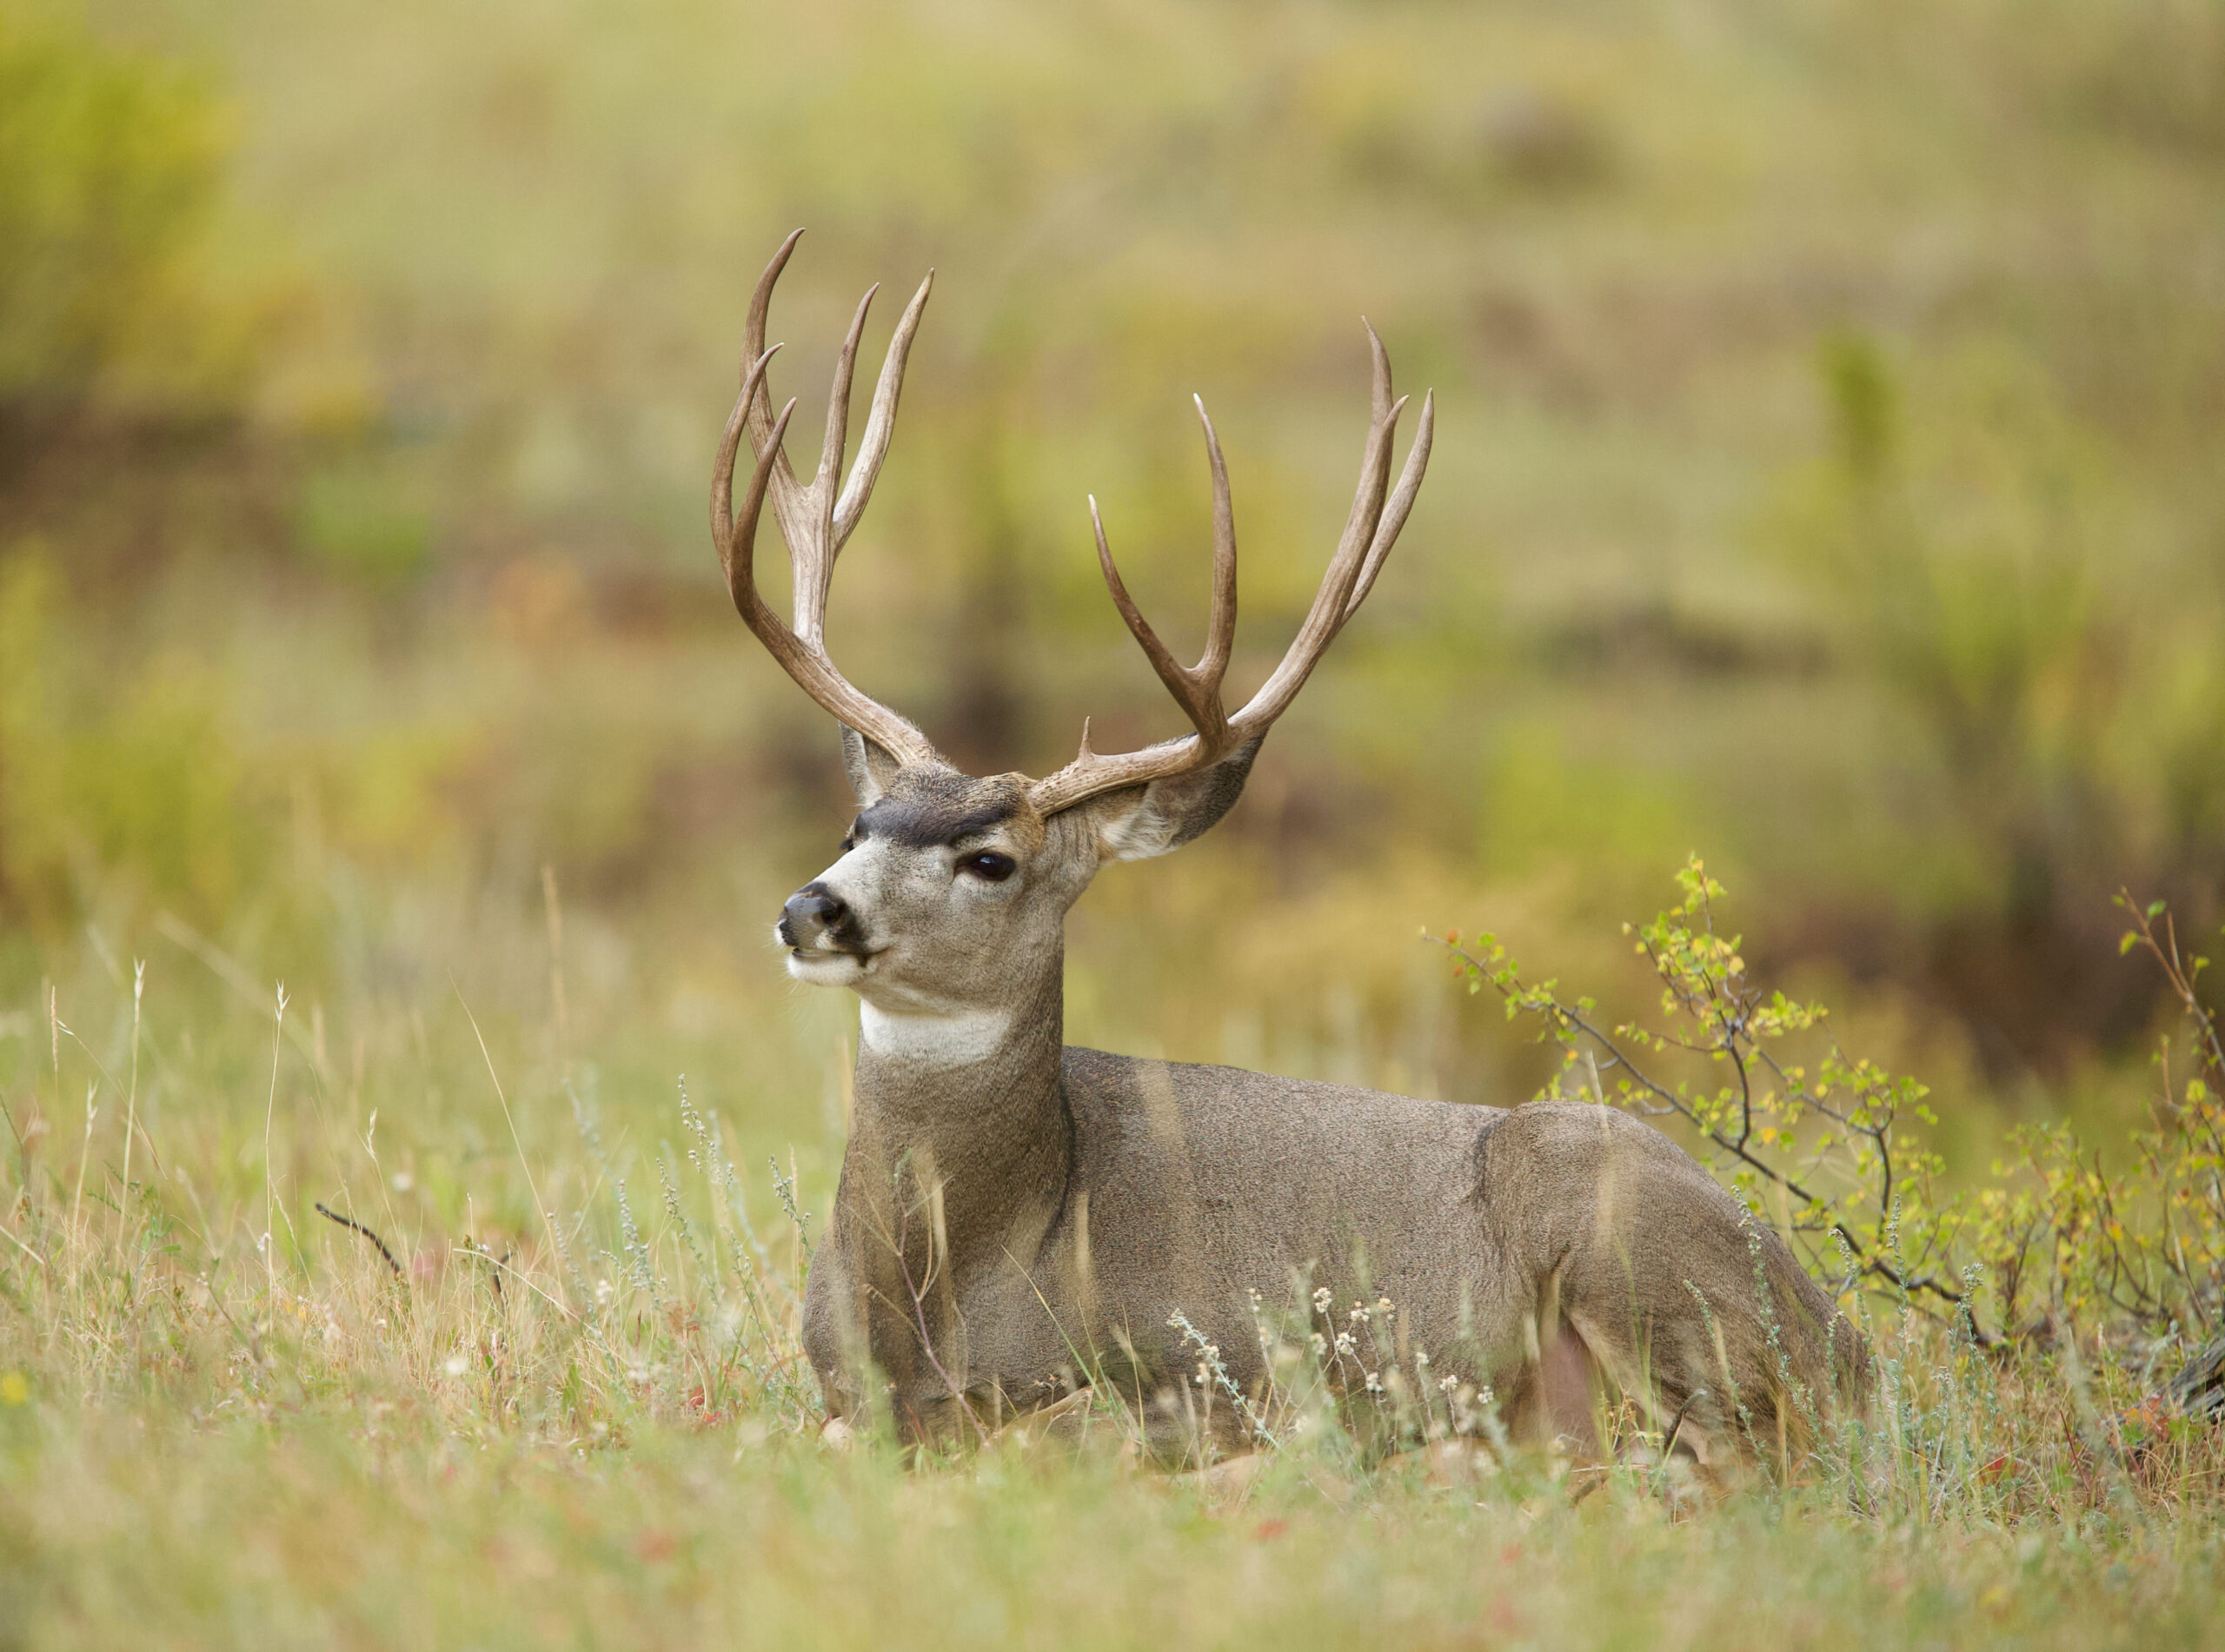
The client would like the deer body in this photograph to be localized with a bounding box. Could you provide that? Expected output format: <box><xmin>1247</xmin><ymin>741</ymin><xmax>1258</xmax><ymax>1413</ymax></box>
<box><xmin>791</xmin><ymin>765</ymin><xmax>1855</xmax><ymax>1457</ymax></box>
<box><xmin>815</xmin><ymin>1043</ymin><xmax>1850</xmax><ymax>1454</ymax></box>
<box><xmin>711</xmin><ymin>233</ymin><xmax>1864</xmax><ymax>1465</ymax></box>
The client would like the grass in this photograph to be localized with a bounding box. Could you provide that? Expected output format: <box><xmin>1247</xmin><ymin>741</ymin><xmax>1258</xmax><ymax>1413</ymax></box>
<box><xmin>4</xmin><ymin>890</ymin><xmax>2225</xmax><ymax>1649</ymax></box>
<box><xmin>5</xmin><ymin>1419</ymin><xmax>2218</xmax><ymax>1647</ymax></box>
<box><xmin>12</xmin><ymin>1410</ymin><xmax>2212</xmax><ymax>1649</ymax></box>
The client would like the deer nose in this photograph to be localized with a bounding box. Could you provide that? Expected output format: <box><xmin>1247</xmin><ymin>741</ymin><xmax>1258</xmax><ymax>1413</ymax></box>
<box><xmin>780</xmin><ymin>882</ymin><xmax>850</xmax><ymax>945</ymax></box>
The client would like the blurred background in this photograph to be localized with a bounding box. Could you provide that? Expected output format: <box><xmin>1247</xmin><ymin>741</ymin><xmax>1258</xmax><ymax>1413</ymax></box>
<box><xmin>3</xmin><ymin>0</ymin><xmax>2222</xmax><ymax>1211</ymax></box>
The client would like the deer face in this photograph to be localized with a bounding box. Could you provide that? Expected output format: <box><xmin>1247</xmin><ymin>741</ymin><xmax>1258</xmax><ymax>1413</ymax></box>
<box><xmin>777</xmin><ymin>766</ymin><xmax>1061</xmax><ymax>1014</ymax></box>
<box><xmin>716</xmin><ymin>233</ymin><xmax>1426</xmax><ymax>1052</ymax></box>
<box><xmin>775</xmin><ymin>734</ymin><xmax>1262</xmax><ymax>1031</ymax></box>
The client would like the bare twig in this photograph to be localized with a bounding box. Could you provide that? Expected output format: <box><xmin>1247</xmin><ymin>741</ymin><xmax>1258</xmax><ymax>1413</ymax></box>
<box><xmin>314</xmin><ymin>1202</ymin><xmax>403</xmax><ymax>1280</ymax></box>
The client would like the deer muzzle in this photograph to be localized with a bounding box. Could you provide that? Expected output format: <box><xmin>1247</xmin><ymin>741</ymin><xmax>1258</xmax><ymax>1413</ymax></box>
<box><xmin>778</xmin><ymin>880</ymin><xmax>869</xmax><ymax>960</ymax></box>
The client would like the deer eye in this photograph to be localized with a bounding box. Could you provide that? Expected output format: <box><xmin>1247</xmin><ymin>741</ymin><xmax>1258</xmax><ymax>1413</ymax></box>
<box><xmin>960</xmin><ymin>851</ymin><xmax>1016</xmax><ymax>883</ymax></box>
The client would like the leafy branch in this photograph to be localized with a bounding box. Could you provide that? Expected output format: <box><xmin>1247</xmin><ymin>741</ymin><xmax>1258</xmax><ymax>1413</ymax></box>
<box><xmin>1969</xmin><ymin>894</ymin><xmax>2225</xmax><ymax>1343</ymax></box>
<box><xmin>1437</xmin><ymin>858</ymin><xmax>1977</xmax><ymax>1333</ymax></box>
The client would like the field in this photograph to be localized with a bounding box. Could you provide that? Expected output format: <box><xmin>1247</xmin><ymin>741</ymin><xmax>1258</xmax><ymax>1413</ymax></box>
<box><xmin>1</xmin><ymin>886</ymin><xmax>2222</xmax><ymax>1649</ymax></box>
<box><xmin>6</xmin><ymin>0</ymin><xmax>2225</xmax><ymax>1643</ymax></box>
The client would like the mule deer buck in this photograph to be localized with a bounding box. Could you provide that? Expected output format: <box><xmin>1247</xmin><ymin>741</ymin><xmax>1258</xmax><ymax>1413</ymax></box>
<box><xmin>712</xmin><ymin>231</ymin><xmax>1865</xmax><ymax>1469</ymax></box>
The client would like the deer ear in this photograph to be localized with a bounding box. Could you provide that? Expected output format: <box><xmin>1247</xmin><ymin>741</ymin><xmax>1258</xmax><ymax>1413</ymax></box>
<box><xmin>1079</xmin><ymin>737</ymin><xmax>1263</xmax><ymax>863</ymax></box>
<box><xmin>840</xmin><ymin>725</ymin><xmax>904</xmax><ymax>806</ymax></box>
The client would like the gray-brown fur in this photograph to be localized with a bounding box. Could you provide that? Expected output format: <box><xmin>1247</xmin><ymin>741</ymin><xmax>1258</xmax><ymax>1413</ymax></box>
<box><xmin>786</xmin><ymin>743</ymin><xmax>1867</xmax><ymax>1467</ymax></box>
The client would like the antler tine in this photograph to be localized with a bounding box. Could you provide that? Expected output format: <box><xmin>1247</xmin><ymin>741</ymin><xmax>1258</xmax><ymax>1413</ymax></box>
<box><xmin>1027</xmin><ymin>323</ymin><xmax>1431</xmax><ymax>819</ymax></box>
<box><xmin>834</xmin><ymin>270</ymin><xmax>934</xmax><ymax>551</ymax></box>
<box><xmin>741</xmin><ymin>229</ymin><xmax>816</xmax><ymax>561</ymax></box>
<box><xmin>711</xmin><ymin>344</ymin><xmax>783</xmax><ymax>573</ymax></box>
<box><xmin>817</xmin><ymin>284</ymin><xmax>876</xmax><ymax>510</ymax></box>
<box><xmin>787</xmin><ymin>282</ymin><xmax>878</xmax><ymax>647</ymax></box>
<box><xmin>715</xmin><ymin>383</ymin><xmax>803</xmax><ymax>640</ymax></box>
<box><xmin>1343</xmin><ymin>389</ymin><xmax>1433</xmax><ymax>623</ymax></box>
<box><xmin>1339</xmin><ymin>322</ymin><xmax>1399</xmax><ymax>584</ymax></box>
<box><xmin>1087</xmin><ymin>495</ymin><xmax>1232</xmax><ymax>753</ymax></box>
<box><xmin>1365</xmin><ymin>316</ymin><xmax>1393</xmax><ymax>425</ymax></box>
<box><xmin>712</xmin><ymin>236</ymin><xmax>942</xmax><ymax>770</ymax></box>
<box><xmin>1227</xmin><ymin>355</ymin><xmax>1406</xmax><ymax>737</ymax></box>
<box><xmin>1085</xmin><ymin>395</ymin><xmax>1239</xmax><ymax>724</ymax></box>
<box><xmin>1195</xmin><ymin>395</ymin><xmax>1239</xmax><ymax>686</ymax></box>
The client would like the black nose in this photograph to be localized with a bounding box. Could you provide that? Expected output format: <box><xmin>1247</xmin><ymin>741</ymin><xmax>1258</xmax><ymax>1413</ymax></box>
<box><xmin>780</xmin><ymin>882</ymin><xmax>849</xmax><ymax>945</ymax></box>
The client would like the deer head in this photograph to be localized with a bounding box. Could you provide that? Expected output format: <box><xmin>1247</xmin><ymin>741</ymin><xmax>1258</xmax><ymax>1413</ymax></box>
<box><xmin>713</xmin><ymin>232</ymin><xmax>1431</xmax><ymax>1043</ymax></box>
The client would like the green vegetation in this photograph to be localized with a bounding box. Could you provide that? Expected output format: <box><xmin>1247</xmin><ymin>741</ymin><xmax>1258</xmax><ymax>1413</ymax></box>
<box><xmin>4</xmin><ymin>0</ymin><xmax>2225</xmax><ymax>1642</ymax></box>
<box><xmin>2</xmin><ymin>870</ymin><xmax>2222</xmax><ymax>1646</ymax></box>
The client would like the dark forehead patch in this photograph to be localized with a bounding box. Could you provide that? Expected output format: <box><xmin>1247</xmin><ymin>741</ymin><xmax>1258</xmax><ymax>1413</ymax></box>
<box><xmin>853</xmin><ymin>797</ymin><xmax>1020</xmax><ymax>850</ymax></box>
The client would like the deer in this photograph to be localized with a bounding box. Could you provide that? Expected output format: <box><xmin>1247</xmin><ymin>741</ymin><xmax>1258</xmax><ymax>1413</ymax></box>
<box><xmin>709</xmin><ymin>230</ymin><xmax>1867</xmax><ymax>1472</ymax></box>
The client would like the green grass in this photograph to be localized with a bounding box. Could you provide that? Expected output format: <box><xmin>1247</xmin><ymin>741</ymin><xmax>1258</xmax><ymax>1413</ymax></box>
<box><xmin>4</xmin><ymin>891</ymin><xmax>2225</xmax><ymax>1648</ymax></box>
<box><xmin>4</xmin><ymin>1416</ymin><xmax>2218</xmax><ymax>1648</ymax></box>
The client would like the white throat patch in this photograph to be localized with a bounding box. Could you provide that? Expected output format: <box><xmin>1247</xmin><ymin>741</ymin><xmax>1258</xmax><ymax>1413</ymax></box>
<box><xmin>858</xmin><ymin>1003</ymin><xmax>1013</xmax><ymax>1065</ymax></box>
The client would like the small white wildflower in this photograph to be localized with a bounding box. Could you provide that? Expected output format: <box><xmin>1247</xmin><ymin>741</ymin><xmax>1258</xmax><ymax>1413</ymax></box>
<box><xmin>1312</xmin><ymin>1287</ymin><xmax>1332</xmax><ymax>1316</ymax></box>
<box><xmin>1334</xmin><ymin>1332</ymin><xmax>1356</xmax><ymax>1357</ymax></box>
<box><xmin>1365</xmin><ymin>1371</ymin><xmax>1383</xmax><ymax>1395</ymax></box>
<box><xmin>443</xmin><ymin>1353</ymin><xmax>468</xmax><ymax>1377</ymax></box>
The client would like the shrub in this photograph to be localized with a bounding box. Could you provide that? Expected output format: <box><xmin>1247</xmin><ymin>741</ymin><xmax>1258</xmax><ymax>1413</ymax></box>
<box><xmin>0</xmin><ymin>3</ymin><xmax>246</xmax><ymax>416</ymax></box>
<box><xmin>1438</xmin><ymin>858</ymin><xmax>2225</xmax><ymax>1370</ymax></box>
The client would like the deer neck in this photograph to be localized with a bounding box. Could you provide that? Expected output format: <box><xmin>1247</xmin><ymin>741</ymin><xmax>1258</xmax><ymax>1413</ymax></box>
<box><xmin>845</xmin><ymin>950</ymin><xmax>1072</xmax><ymax>1250</ymax></box>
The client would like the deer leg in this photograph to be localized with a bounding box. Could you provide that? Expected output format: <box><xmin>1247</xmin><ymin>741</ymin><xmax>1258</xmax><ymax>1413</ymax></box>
<box><xmin>1499</xmin><ymin>1270</ymin><xmax>1603</xmax><ymax>1458</ymax></box>
<box><xmin>1537</xmin><ymin>1319</ymin><xmax>1602</xmax><ymax>1457</ymax></box>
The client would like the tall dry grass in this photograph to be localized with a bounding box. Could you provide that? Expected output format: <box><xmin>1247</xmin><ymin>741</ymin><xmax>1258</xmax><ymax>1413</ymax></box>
<box><xmin>3</xmin><ymin>868</ymin><xmax>2224</xmax><ymax>1646</ymax></box>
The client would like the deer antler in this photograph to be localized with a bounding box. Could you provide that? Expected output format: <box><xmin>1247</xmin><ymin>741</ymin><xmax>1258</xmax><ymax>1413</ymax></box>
<box><xmin>712</xmin><ymin>238</ymin><xmax>1431</xmax><ymax>807</ymax></box>
<box><xmin>1025</xmin><ymin>324</ymin><xmax>1432</xmax><ymax>817</ymax></box>
<box><xmin>710</xmin><ymin>230</ymin><xmax>941</xmax><ymax>769</ymax></box>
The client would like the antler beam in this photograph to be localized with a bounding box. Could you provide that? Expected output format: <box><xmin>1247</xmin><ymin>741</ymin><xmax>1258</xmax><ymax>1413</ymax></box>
<box><xmin>1025</xmin><ymin>325</ymin><xmax>1432</xmax><ymax>817</ymax></box>
<box><xmin>710</xmin><ymin>231</ymin><xmax>940</xmax><ymax>768</ymax></box>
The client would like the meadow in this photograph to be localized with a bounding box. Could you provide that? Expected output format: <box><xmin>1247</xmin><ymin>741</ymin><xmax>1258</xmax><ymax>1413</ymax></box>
<box><xmin>4</xmin><ymin>0</ymin><xmax>2225</xmax><ymax>1642</ymax></box>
